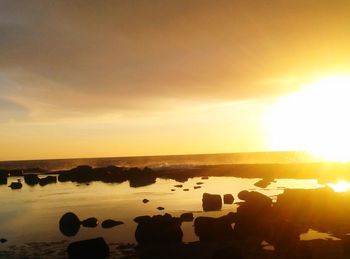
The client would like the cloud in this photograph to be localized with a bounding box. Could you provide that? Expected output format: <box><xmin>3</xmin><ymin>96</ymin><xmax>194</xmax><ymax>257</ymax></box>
<box><xmin>1</xmin><ymin>0</ymin><xmax>350</xmax><ymax>118</ymax></box>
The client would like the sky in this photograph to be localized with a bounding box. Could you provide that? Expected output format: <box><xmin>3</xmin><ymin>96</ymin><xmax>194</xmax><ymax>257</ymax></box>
<box><xmin>1</xmin><ymin>0</ymin><xmax>350</xmax><ymax>160</ymax></box>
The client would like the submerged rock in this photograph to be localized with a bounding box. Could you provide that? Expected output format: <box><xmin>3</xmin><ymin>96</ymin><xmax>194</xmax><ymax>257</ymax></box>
<box><xmin>101</xmin><ymin>219</ymin><xmax>124</xmax><ymax>229</ymax></box>
<box><xmin>142</xmin><ymin>199</ymin><xmax>149</xmax><ymax>203</ymax></box>
<box><xmin>59</xmin><ymin>212</ymin><xmax>80</xmax><ymax>237</ymax></box>
<box><xmin>67</xmin><ymin>237</ymin><xmax>109</xmax><ymax>259</ymax></box>
<box><xmin>134</xmin><ymin>213</ymin><xmax>183</xmax><ymax>244</ymax></box>
<box><xmin>9</xmin><ymin>181</ymin><xmax>22</xmax><ymax>190</ymax></box>
<box><xmin>24</xmin><ymin>174</ymin><xmax>40</xmax><ymax>186</ymax></box>
<box><xmin>202</xmin><ymin>193</ymin><xmax>222</xmax><ymax>211</ymax></box>
<box><xmin>81</xmin><ymin>217</ymin><xmax>98</xmax><ymax>228</ymax></box>
<box><xmin>194</xmin><ymin>212</ymin><xmax>236</xmax><ymax>242</ymax></box>
<box><xmin>223</xmin><ymin>194</ymin><xmax>234</xmax><ymax>204</ymax></box>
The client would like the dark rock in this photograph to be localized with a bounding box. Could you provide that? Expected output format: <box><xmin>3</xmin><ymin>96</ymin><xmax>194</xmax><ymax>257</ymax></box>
<box><xmin>180</xmin><ymin>213</ymin><xmax>194</xmax><ymax>222</ymax></box>
<box><xmin>9</xmin><ymin>181</ymin><xmax>22</xmax><ymax>190</ymax></box>
<box><xmin>157</xmin><ymin>207</ymin><xmax>165</xmax><ymax>211</ymax></box>
<box><xmin>81</xmin><ymin>217</ymin><xmax>98</xmax><ymax>228</ymax></box>
<box><xmin>59</xmin><ymin>212</ymin><xmax>80</xmax><ymax>237</ymax></box>
<box><xmin>142</xmin><ymin>199</ymin><xmax>149</xmax><ymax>203</ymax></box>
<box><xmin>128</xmin><ymin>167</ymin><xmax>156</xmax><ymax>188</ymax></box>
<box><xmin>194</xmin><ymin>186</ymin><xmax>201</xmax><ymax>189</ymax></box>
<box><xmin>0</xmin><ymin>172</ymin><xmax>8</xmax><ymax>185</ymax></box>
<box><xmin>0</xmin><ymin>238</ymin><xmax>7</xmax><ymax>244</ymax></box>
<box><xmin>101</xmin><ymin>219</ymin><xmax>124</xmax><ymax>229</ymax></box>
<box><xmin>194</xmin><ymin>212</ymin><xmax>236</xmax><ymax>242</ymax></box>
<box><xmin>67</xmin><ymin>237</ymin><xmax>109</xmax><ymax>259</ymax></box>
<box><xmin>39</xmin><ymin>175</ymin><xmax>57</xmax><ymax>186</ymax></box>
<box><xmin>202</xmin><ymin>193</ymin><xmax>222</xmax><ymax>211</ymax></box>
<box><xmin>196</xmin><ymin>182</ymin><xmax>204</xmax><ymax>185</ymax></box>
<box><xmin>134</xmin><ymin>213</ymin><xmax>183</xmax><ymax>244</ymax></box>
<box><xmin>58</xmin><ymin>165</ymin><xmax>94</xmax><ymax>183</ymax></box>
<box><xmin>201</xmin><ymin>176</ymin><xmax>209</xmax><ymax>180</ymax></box>
<box><xmin>174</xmin><ymin>184</ymin><xmax>183</xmax><ymax>188</ymax></box>
<box><xmin>212</xmin><ymin>246</ymin><xmax>242</xmax><ymax>259</ymax></box>
<box><xmin>24</xmin><ymin>174</ymin><xmax>40</xmax><ymax>186</ymax></box>
<box><xmin>171</xmin><ymin>189</ymin><xmax>176</xmax><ymax>191</ymax></box>
<box><xmin>223</xmin><ymin>194</ymin><xmax>234</xmax><ymax>204</ymax></box>
<box><xmin>254</xmin><ymin>178</ymin><xmax>275</xmax><ymax>189</ymax></box>
<box><xmin>183</xmin><ymin>188</ymin><xmax>189</xmax><ymax>191</ymax></box>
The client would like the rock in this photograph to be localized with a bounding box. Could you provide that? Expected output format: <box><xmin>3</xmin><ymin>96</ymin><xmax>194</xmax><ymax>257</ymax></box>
<box><xmin>67</xmin><ymin>237</ymin><xmax>109</xmax><ymax>259</ymax></box>
<box><xmin>171</xmin><ymin>189</ymin><xmax>176</xmax><ymax>191</ymax></box>
<box><xmin>180</xmin><ymin>213</ymin><xmax>194</xmax><ymax>222</ymax></box>
<box><xmin>201</xmin><ymin>176</ymin><xmax>209</xmax><ymax>180</ymax></box>
<box><xmin>237</xmin><ymin>190</ymin><xmax>272</xmax><ymax>208</ymax></box>
<box><xmin>39</xmin><ymin>176</ymin><xmax>57</xmax><ymax>186</ymax></box>
<box><xmin>202</xmin><ymin>193</ymin><xmax>222</xmax><ymax>211</ymax></box>
<box><xmin>196</xmin><ymin>182</ymin><xmax>204</xmax><ymax>185</ymax></box>
<box><xmin>194</xmin><ymin>212</ymin><xmax>236</xmax><ymax>242</ymax></box>
<box><xmin>183</xmin><ymin>188</ymin><xmax>189</xmax><ymax>191</ymax></box>
<box><xmin>134</xmin><ymin>213</ymin><xmax>183</xmax><ymax>244</ymax></box>
<box><xmin>81</xmin><ymin>217</ymin><xmax>98</xmax><ymax>228</ymax></box>
<box><xmin>174</xmin><ymin>184</ymin><xmax>183</xmax><ymax>188</ymax></box>
<box><xmin>194</xmin><ymin>186</ymin><xmax>201</xmax><ymax>189</ymax></box>
<box><xmin>254</xmin><ymin>178</ymin><xmax>275</xmax><ymax>189</ymax></box>
<box><xmin>58</xmin><ymin>165</ymin><xmax>94</xmax><ymax>183</ymax></box>
<box><xmin>223</xmin><ymin>194</ymin><xmax>234</xmax><ymax>204</ymax></box>
<box><xmin>9</xmin><ymin>181</ymin><xmax>22</xmax><ymax>190</ymax></box>
<box><xmin>128</xmin><ymin>167</ymin><xmax>156</xmax><ymax>188</ymax></box>
<box><xmin>24</xmin><ymin>174</ymin><xmax>40</xmax><ymax>186</ymax></box>
<box><xmin>142</xmin><ymin>199</ymin><xmax>149</xmax><ymax>203</ymax></box>
<box><xmin>0</xmin><ymin>173</ymin><xmax>7</xmax><ymax>185</ymax></box>
<box><xmin>59</xmin><ymin>212</ymin><xmax>80</xmax><ymax>237</ymax></box>
<box><xmin>157</xmin><ymin>207</ymin><xmax>165</xmax><ymax>211</ymax></box>
<box><xmin>101</xmin><ymin>219</ymin><xmax>124</xmax><ymax>229</ymax></box>
<box><xmin>0</xmin><ymin>238</ymin><xmax>7</xmax><ymax>244</ymax></box>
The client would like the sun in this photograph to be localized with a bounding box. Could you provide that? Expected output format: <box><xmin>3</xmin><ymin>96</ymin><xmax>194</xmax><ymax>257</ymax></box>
<box><xmin>264</xmin><ymin>75</ymin><xmax>350</xmax><ymax>162</ymax></box>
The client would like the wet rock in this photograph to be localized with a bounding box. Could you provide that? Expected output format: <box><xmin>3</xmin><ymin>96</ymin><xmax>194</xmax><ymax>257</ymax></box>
<box><xmin>157</xmin><ymin>207</ymin><xmax>165</xmax><ymax>211</ymax></box>
<box><xmin>194</xmin><ymin>186</ymin><xmax>201</xmax><ymax>189</ymax></box>
<box><xmin>39</xmin><ymin>176</ymin><xmax>57</xmax><ymax>186</ymax></box>
<box><xmin>24</xmin><ymin>174</ymin><xmax>40</xmax><ymax>186</ymax></box>
<box><xmin>59</xmin><ymin>212</ymin><xmax>80</xmax><ymax>237</ymax></box>
<box><xmin>202</xmin><ymin>193</ymin><xmax>222</xmax><ymax>211</ymax></box>
<box><xmin>194</xmin><ymin>212</ymin><xmax>236</xmax><ymax>242</ymax></box>
<box><xmin>67</xmin><ymin>237</ymin><xmax>109</xmax><ymax>259</ymax></box>
<box><xmin>142</xmin><ymin>199</ymin><xmax>149</xmax><ymax>203</ymax></box>
<box><xmin>174</xmin><ymin>184</ymin><xmax>183</xmax><ymax>188</ymax></box>
<box><xmin>81</xmin><ymin>217</ymin><xmax>98</xmax><ymax>228</ymax></box>
<box><xmin>58</xmin><ymin>165</ymin><xmax>94</xmax><ymax>183</ymax></box>
<box><xmin>9</xmin><ymin>181</ymin><xmax>22</xmax><ymax>190</ymax></box>
<box><xmin>223</xmin><ymin>194</ymin><xmax>234</xmax><ymax>204</ymax></box>
<box><xmin>0</xmin><ymin>238</ymin><xmax>7</xmax><ymax>244</ymax></box>
<box><xmin>134</xmin><ymin>213</ymin><xmax>183</xmax><ymax>244</ymax></box>
<box><xmin>101</xmin><ymin>219</ymin><xmax>124</xmax><ymax>229</ymax></box>
<box><xmin>238</xmin><ymin>190</ymin><xmax>272</xmax><ymax>208</ymax></box>
<box><xmin>196</xmin><ymin>182</ymin><xmax>204</xmax><ymax>185</ymax></box>
<box><xmin>183</xmin><ymin>188</ymin><xmax>189</xmax><ymax>191</ymax></box>
<box><xmin>254</xmin><ymin>178</ymin><xmax>275</xmax><ymax>189</ymax></box>
<box><xmin>180</xmin><ymin>213</ymin><xmax>194</xmax><ymax>222</ymax></box>
<box><xmin>129</xmin><ymin>167</ymin><xmax>157</xmax><ymax>188</ymax></box>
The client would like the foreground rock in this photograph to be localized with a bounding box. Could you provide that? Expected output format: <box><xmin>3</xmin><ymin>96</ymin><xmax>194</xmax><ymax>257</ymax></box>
<box><xmin>81</xmin><ymin>217</ymin><xmax>98</xmax><ymax>228</ymax></box>
<box><xmin>24</xmin><ymin>174</ymin><xmax>40</xmax><ymax>186</ymax></box>
<box><xmin>59</xmin><ymin>212</ymin><xmax>80</xmax><ymax>236</ymax></box>
<box><xmin>67</xmin><ymin>237</ymin><xmax>109</xmax><ymax>259</ymax></box>
<box><xmin>223</xmin><ymin>194</ymin><xmax>234</xmax><ymax>204</ymax></box>
<box><xmin>194</xmin><ymin>212</ymin><xmax>236</xmax><ymax>242</ymax></box>
<box><xmin>9</xmin><ymin>181</ymin><xmax>22</xmax><ymax>190</ymax></box>
<box><xmin>101</xmin><ymin>219</ymin><xmax>124</xmax><ymax>229</ymax></box>
<box><xmin>39</xmin><ymin>175</ymin><xmax>57</xmax><ymax>186</ymax></box>
<box><xmin>180</xmin><ymin>212</ymin><xmax>194</xmax><ymax>222</ymax></box>
<box><xmin>134</xmin><ymin>214</ymin><xmax>184</xmax><ymax>245</ymax></box>
<box><xmin>202</xmin><ymin>193</ymin><xmax>222</xmax><ymax>211</ymax></box>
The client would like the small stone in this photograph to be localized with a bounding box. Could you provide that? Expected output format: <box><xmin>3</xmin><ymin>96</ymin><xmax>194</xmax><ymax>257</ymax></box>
<box><xmin>142</xmin><ymin>199</ymin><xmax>149</xmax><ymax>203</ymax></box>
<box><xmin>171</xmin><ymin>189</ymin><xmax>176</xmax><ymax>191</ymax></box>
<box><xmin>0</xmin><ymin>238</ymin><xmax>7</xmax><ymax>244</ymax></box>
<box><xmin>183</xmin><ymin>189</ymin><xmax>189</xmax><ymax>191</ymax></box>
<box><xmin>157</xmin><ymin>207</ymin><xmax>165</xmax><ymax>211</ymax></box>
<box><xmin>81</xmin><ymin>217</ymin><xmax>98</xmax><ymax>228</ymax></box>
<box><xmin>101</xmin><ymin>219</ymin><xmax>124</xmax><ymax>229</ymax></box>
<box><xmin>196</xmin><ymin>182</ymin><xmax>204</xmax><ymax>185</ymax></box>
<box><xmin>223</xmin><ymin>194</ymin><xmax>234</xmax><ymax>204</ymax></box>
<box><xmin>194</xmin><ymin>186</ymin><xmax>201</xmax><ymax>189</ymax></box>
<box><xmin>174</xmin><ymin>184</ymin><xmax>183</xmax><ymax>188</ymax></box>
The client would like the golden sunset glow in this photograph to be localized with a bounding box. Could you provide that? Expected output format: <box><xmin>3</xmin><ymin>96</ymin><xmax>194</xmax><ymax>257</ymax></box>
<box><xmin>328</xmin><ymin>180</ymin><xmax>350</xmax><ymax>192</ymax></box>
<box><xmin>265</xmin><ymin>75</ymin><xmax>350</xmax><ymax>162</ymax></box>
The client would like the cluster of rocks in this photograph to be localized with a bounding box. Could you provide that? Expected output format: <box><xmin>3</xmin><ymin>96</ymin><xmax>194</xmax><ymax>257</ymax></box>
<box><xmin>59</xmin><ymin>212</ymin><xmax>123</xmax><ymax>237</ymax></box>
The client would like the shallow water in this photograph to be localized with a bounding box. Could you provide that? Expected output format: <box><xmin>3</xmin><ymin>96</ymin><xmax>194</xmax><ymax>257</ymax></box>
<box><xmin>0</xmin><ymin>175</ymin><xmax>326</xmax><ymax>249</ymax></box>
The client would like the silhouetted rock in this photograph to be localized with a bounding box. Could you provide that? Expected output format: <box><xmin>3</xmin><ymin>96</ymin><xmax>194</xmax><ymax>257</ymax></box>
<box><xmin>58</xmin><ymin>165</ymin><xmax>94</xmax><ymax>183</ymax></box>
<box><xmin>142</xmin><ymin>199</ymin><xmax>149</xmax><ymax>203</ymax></box>
<box><xmin>128</xmin><ymin>167</ymin><xmax>156</xmax><ymax>188</ymax></box>
<box><xmin>59</xmin><ymin>212</ymin><xmax>80</xmax><ymax>237</ymax></box>
<box><xmin>254</xmin><ymin>178</ymin><xmax>275</xmax><ymax>189</ymax></box>
<box><xmin>0</xmin><ymin>238</ymin><xmax>7</xmax><ymax>244</ymax></box>
<box><xmin>196</xmin><ymin>182</ymin><xmax>204</xmax><ymax>185</ymax></box>
<box><xmin>157</xmin><ymin>207</ymin><xmax>165</xmax><ymax>211</ymax></box>
<box><xmin>24</xmin><ymin>174</ymin><xmax>40</xmax><ymax>186</ymax></box>
<box><xmin>174</xmin><ymin>184</ymin><xmax>183</xmax><ymax>188</ymax></box>
<box><xmin>223</xmin><ymin>194</ymin><xmax>234</xmax><ymax>204</ymax></box>
<box><xmin>202</xmin><ymin>193</ymin><xmax>222</xmax><ymax>211</ymax></box>
<box><xmin>81</xmin><ymin>217</ymin><xmax>98</xmax><ymax>228</ymax></box>
<box><xmin>101</xmin><ymin>219</ymin><xmax>124</xmax><ymax>229</ymax></box>
<box><xmin>183</xmin><ymin>188</ymin><xmax>189</xmax><ymax>191</ymax></box>
<box><xmin>194</xmin><ymin>212</ymin><xmax>236</xmax><ymax>242</ymax></box>
<box><xmin>201</xmin><ymin>176</ymin><xmax>209</xmax><ymax>180</ymax></box>
<box><xmin>39</xmin><ymin>175</ymin><xmax>57</xmax><ymax>186</ymax></box>
<box><xmin>180</xmin><ymin>212</ymin><xmax>194</xmax><ymax>222</ymax></box>
<box><xmin>9</xmin><ymin>181</ymin><xmax>22</xmax><ymax>190</ymax></box>
<box><xmin>67</xmin><ymin>237</ymin><xmax>109</xmax><ymax>259</ymax></box>
<box><xmin>171</xmin><ymin>189</ymin><xmax>175</xmax><ymax>191</ymax></box>
<box><xmin>194</xmin><ymin>186</ymin><xmax>201</xmax><ymax>189</ymax></box>
<box><xmin>134</xmin><ymin>213</ymin><xmax>183</xmax><ymax>244</ymax></box>
<box><xmin>212</xmin><ymin>246</ymin><xmax>242</xmax><ymax>259</ymax></box>
<box><xmin>0</xmin><ymin>172</ymin><xmax>8</xmax><ymax>185</ymax></box>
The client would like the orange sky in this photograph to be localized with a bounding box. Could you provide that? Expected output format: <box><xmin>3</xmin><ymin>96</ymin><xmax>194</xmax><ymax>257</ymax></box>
<box><xmin>1</xmin><ymin>1</ymin><xmax>350</xmax><ymax>160</ymax></box>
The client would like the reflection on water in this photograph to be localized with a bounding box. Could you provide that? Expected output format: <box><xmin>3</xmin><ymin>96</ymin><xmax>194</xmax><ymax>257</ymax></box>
<box><xmin>328</xmin><ymin>180</ymin><xmax>350</xmax><ymax>192</ymax></box>
<box><xmin>0</xmin><ymin>176</ymin><xmax>326</xmax><ymax>247</ymax></box>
